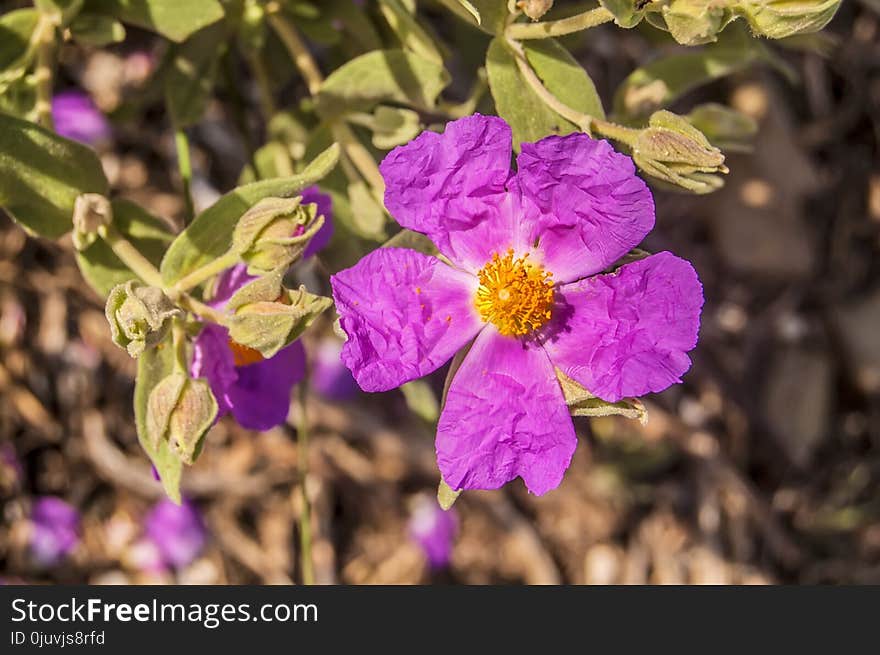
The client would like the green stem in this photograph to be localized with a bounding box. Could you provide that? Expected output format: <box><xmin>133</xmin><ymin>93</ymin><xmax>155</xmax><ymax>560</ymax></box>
<box><xmin>266</xmin><ymin>6</ymin><xmax>323</xmax><ymax>95</ymax></box>
<box><xmin>168</xmin><ymin>251</ymin><xmax>241</xmax><ymax>298</ymax></box>
<box><xmin>505</xmin><ymin>36</ymin><xmax>640</xmax><ymax>146</ymax></box>
<box><xmin>33</xmin><ymin>14</ymin><xmax>56</xmax><ymax>129</ymax></box>
<box><xmin>176</xmin><ymin>294</ymin><xmax>227</xmax><ymax>325</ymax></box>
<box><xmin>506</xmin><ymin>6</ymin><xmax>614</xmax><ymax>40</ymax></box>
<box><xmin>98</xmin><ymin>224</ymin><xmax>165</xmax><ymax>289</ymax></box>
<box><xmin>243</xmin><ymin>49</ymin><xmax>278</xmax><ymax>121</ymax></box>
<box><xmin>174</xmin><ymin>128</ymin><xmax>195</xmax><ymax>223</ymax></box>
<box><xmin>297</xmin><ymin>380</ymin><xmax>315</xmax><ymax>585</ymax></box>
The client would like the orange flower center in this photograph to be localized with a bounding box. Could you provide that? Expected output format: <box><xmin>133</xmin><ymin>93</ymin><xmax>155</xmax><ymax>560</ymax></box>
<box><xmin>228</xmin><ymin>339</ymin><xmax>264</xmax><ymax>367</ymax></box>
<box><xmin>475</xmin><ymin>249</ymin><xmax>554</xmax><ymax>337</ymax></box>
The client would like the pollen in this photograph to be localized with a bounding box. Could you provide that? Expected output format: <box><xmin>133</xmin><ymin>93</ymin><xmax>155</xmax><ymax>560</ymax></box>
<box><xmin>475</xmin><ymin>249</ymin><xmax>554</xmax><ymax>337</ymax></box>
<box><xmin>228</xmin><ymin>339</ymin><xmax>264</xmax><ymax>367</ymax></box>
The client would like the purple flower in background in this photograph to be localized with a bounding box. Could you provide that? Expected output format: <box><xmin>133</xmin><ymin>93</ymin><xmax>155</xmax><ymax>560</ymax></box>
<box><xmin>190</xmin><ymin>186</ymin><xmax>331</xmax><ymax>431</ymax></box>
<box><xmin>409</xmin><ymin>497</ymin><xmax>457</xmax><ymax>569</ymax></box>
<box><xmin>331</xmin><ymin>115</ymin><xmax>703</xmax><ymax>495</ymax></box>
<box><xmin>312</xmin><ymin>336</ymin><xmax>359</xmax><ymax>401</ymax></box>
<box><xmin>51</xmin><ymin>90</ymin><xmax>111</xmax><ymax>146</ymax></box>
<box><xmin>144</xmin><ymin>499</ymin><xmax>206</xmax><ymax>569</ymax></box>
<box><xmin>30</xmin><ymin>497</ymin><xmax>79</xmax><ymax>566</ymax></box>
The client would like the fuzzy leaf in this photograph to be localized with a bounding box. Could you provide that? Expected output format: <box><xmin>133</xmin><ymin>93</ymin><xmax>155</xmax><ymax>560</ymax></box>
<box><xmin>84</xmin><ymin>0</ymin><xmax>225</xmax><ymax>42</ymax></box>
<box><xmin>487</xmin><ymin>37</ymin><xmax>604</xmax><ymax>148</ymax></box>
<box><xmin>315</xmin><ymin>49</ymin><xmax>449</xmax><ymax>120</ymax></box>
<box><xmin>401</xmin><ymin>379</ymin><xmax>440</xmax><ymax>423</ymax></box>
<box><xmin>0</xmin><ymin>113</ymin><xmax>108</xmax><ymax>238</ymax></box>
<box><xmin>68</xmin><ymin>12</ymin><xmax>126</xmax><ymax>46</ymax></box>
<box><xmin>160</xmin><ymin>143</ymin><xmax>339</xmax><ymax>285</ymax></box>
<box><xmin>164</xmin><ymin>21</ymin><xmax>226</xmax><ymax>127</ymax></box>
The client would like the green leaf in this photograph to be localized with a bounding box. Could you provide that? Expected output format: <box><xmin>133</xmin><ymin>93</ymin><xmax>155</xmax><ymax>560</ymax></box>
<box><xmin>134</xmin><ymin>331</ymin><xmax>182</xmax><ymax>502</ymax></box>
<box><xmin>612</xmin><ymin>35</ymin><xmax>764</xmax><ymax>120</ymax></box>
<box><xmin>487</xmin><ymin>37</ymin><xmax>604</xmax><ymax>148</ymax></box>
<box><xmin>164</xmin><ymin>21</ymin><xmax>226</xmax><ymax>128</ymax></box>
<box><xmin>0</xmin><ymin>9</ymin><xmax>38</xmax><ymax>74</ymax></box>
<box><xmin>401</xmin><ymin>379</ymin><xmax>440</xmax><ymax>423</ymax></box>
<box><xmin>68</xmin><ymin>12</ymin><xmax>126</xmax><ymax>46</ymax></box>
<box><xmin>315</xmin><ymin>49</ymin><xmax>450</xmax><ymax>120</ymax></box>
<box><xmin>557</xmin><ymin>370</ymin><xmax>648</xmax><ymax>425</ymax></box>
<box><xmin>377</xmin><ymin>0</ymin><xmax>444</xmax><ymax>64</ymax></box>
<box><xmin>84</xmin><ymin>0</ymin><xmax>224</xmax><ymax>42</ymax></box>
<box><xmin>160</xmin><ymin>143</ymin><xmax>340</xmax><ymax>285</ymax></box>
<box><xmin>345</xmin><ymin>180</ymin><xmax>387</xmax><ymax>241</ymax></box>
<box><xmin>443</xmin><ymin>0</ymin><xmax>506</xmax><ymax>34</ymax></box>
<box><xmin>0</xmin><ymin>113</ymin><xmax>108</xmax><ymax>239</ymax></box>
<box><xmin>75</xmin><ymin>199</ymin><xmax>174</xmax><ymax>297</ymax></box>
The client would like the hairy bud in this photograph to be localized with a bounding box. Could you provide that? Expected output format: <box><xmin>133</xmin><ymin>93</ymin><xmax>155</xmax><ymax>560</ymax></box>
<box><xmin>231</xmin><ymin>196</ymin><xmax>323</xmax><ymax>275</ymax></box>
<box><xmin>736</xmin><ymin>0</ymin><xmax>841</xmax><ymax>39</ymax></box>
<box><xmin>657</xmin><ymin>0</ymin><xmax>737</xmax><ymax>45</ymax></box>
<box><xmin>517</xmin><ymin>0</ymin><xmax>554</xmax><ymax>21</ymax></box>
<box><xmin>632</xmin><ymin>110</ymin><xmax>729</xmax><ymax>194</ymax></box>
<box><xmin>72</xmin><ymin>193</ymin><xmax>112</xmax><ymax>251</ymax></box>
<box><xmin>146</xmin><ymin>372</ymin><xmax>217</xmax><ymax>465</ymax></box>
<box><xmin>105</xmin><ymin>281</ymin><xmax>181</xmax><ymax>357</ymax></box>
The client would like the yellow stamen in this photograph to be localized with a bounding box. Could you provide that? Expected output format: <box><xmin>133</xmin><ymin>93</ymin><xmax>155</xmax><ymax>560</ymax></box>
<box><xmin>228</xmin><ymin>339</ymin><xmax>264</xmax><ymax>367</ymax></box>
<box><xmin>475</xmin><ymin>249</ymin><xmax>554</xmax><ymax>337</ymax></box>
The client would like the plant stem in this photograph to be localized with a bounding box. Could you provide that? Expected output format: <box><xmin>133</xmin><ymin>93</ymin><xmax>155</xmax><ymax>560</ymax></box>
<box><xmin>267</xmin><ymin>9</ymin><xmax>387</xmax><ymax>201</ymax></box>
<box><xmin>266</xmin><ymin>6</ymin><xmax>323</xmax><ymax>95</ymax></box>
<box><xmin>176</xmin><ymin>294</ymin><xmax>227</xmax><ymax>325</ymax></box>
<box><xmin>33</xmin><ymin>15</ymin><xmax>57</xmax><ymax>129</ymax></box>
<box><xmin>506</xmin><ymin>6</ymin><xmax>614</xmax><ymax>40</ymax></box>
<box><xmin>296</xmin><ymin>380</ymin><xmax>315</xmax><ymax>585</ymax></box>
<box><xmin>505</xmin><ymin>36</ymin><xmax>640</xmax><ymax>146</ymax></box>
<box><xmin>98</xmin><ymin>224</ymin><xmax>165</xmax><ymax>289</ymax></box>
<box><xmin>174</xmin><ymin>128</ymin><xmax>195</xmax><ymax>223</ymax></box>
<box><xmin>168</xmin><ymin>251</ymin><xmax>241</xmax><ymax>298</ymax></box>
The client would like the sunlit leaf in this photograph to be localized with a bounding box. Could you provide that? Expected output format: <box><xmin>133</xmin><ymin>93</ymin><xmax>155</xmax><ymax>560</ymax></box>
<box><xmin>0</xmin><ymin>113</ymin><xmax>108</xmax><ymax>238</ymax></box>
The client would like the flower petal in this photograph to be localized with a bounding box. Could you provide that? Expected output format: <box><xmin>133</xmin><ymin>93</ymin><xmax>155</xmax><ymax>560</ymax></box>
<box><xmin>209</xmin><ymin>264</ymin><xmax>255</xmax><ymax>308</ymax></box>
<box><xmin>226</xmin><ymin>340</ymin><xmax>305</xmax><ymax>431</ymax></box>
<box><xmin>331</xmin><ymin>247</ymin><xmax>482</xmax><ymax>392</ymax></box>
<box><xmin>380</xmin><ymin>114</ymin><xmax>515</xmax><ymax>272</ymax></box>
<box><xmin>436</xmin><ymin>327</ymin><xmax>577</xmax><ymax>495</ymax></box>
<box><xmin>190</xmin><ymin>323</ymin><xmax>237</xmax><ymax>418</ymax></box>
<box><xmin>513</xmin><ymin>133</ymin><xmax>655</xmax><ymax>283</ymax></box>
<box><xmin>543</xmin><ymin>252</ymin><xmax>704</xmax><ymax>402</ymax></box>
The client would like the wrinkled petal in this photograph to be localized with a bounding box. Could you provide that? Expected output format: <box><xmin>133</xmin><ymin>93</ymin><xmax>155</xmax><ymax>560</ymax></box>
<box><xmin>190</xmin><ymin>323</ymin><xmax>237</xmax><ymax>418</ymax></box>
<box><xmin>513</xmin><ymin>133</ymin><xmax>655</xmax><ymax>283</ymax></box>
<box><xmin>300</xmin><ymin>186</ymin><xmax>334</xmax><ymax>259</ymax></box>
<box><xmin>380</xmin><ymin>114</ymin><xmax>515</xmax><ymax>272</ymax></box>
<box><xmin>226</xmin><ymin>340</ymin><xmax>305</xmax><ymax>431</ymax></box>
<box><xmin>436</xmin><ymin>328</ymin><xmax>577</xmax><ymax>495</ymax></box>
<box><xmin>543</xmin><ymin>252</ymin><xmax>704</xmax><ymax>402</ymax></box>
<box><xmin>331</xmin><ymin>247</ymin><xmax>482</xmax><ymax>392</ymax></box>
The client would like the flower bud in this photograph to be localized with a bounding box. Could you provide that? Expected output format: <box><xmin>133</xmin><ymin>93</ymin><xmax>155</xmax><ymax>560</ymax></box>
<box><xmin>599</xmin><ymin>0</ymin><xmax>648</xmax><ymax>28</ymax></box>
<box><xmin>231</xmin><ymin>196</ymin><xmax>323</xmax><ymax>275</ymax></box>
<box><xmin>72</xmin><ymin>193</ymin><xmax>112</xmax><ymax>251</ymax></box>
<box><xmin>105</xmin><ymin>280</ymin><xmax>181</xmax><ymax>357</ymax></box>
<box><xmin>226</xmin><ymin>284</ymin><xmax>332</xmax><ymax>359</ymax></box>
<box><xmin>146</xmin><ymin>372</ymin><xmax>218</xmax><ymax>465</ymax></box>
<box><xmin>517</xmin><ymin>0</ymin><xmax>554</xmax><ymax>21</ymax></box>
<box><xmin>632</xmin><ymin>110</ymin><xmax>728</xmax><ymax>194</ymax></box>
<box><xmin>656</xmin><ymin>0</ymin><xmax>736</xmax><ymax>45</ymax></box>
<box><xmin>736</xmin><ymin>0</ymin><xmax>841</xmax><ymax>40</ymax></box>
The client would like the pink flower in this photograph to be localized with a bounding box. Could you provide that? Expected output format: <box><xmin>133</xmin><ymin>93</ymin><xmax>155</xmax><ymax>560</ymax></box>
<box><xmin>51</xmin><ymin>90</ymin><xmax>110</xmax><ymax>146</ymax></box>
<box><xmin>409</xmin><ymin>497</ymin><xmax>457</xmax><ymax>569</ymax></box>
<box><xmin>331</xmin><ymin>115</ymin><xmax>703</xmax><ymax>495</ymax></box>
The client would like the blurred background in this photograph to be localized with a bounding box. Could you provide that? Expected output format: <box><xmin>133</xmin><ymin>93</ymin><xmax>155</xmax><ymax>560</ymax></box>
<box><xmin>1</xmin><ymin>0</ymin><xmax>879</xmax><ymax>584</ymax></box>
